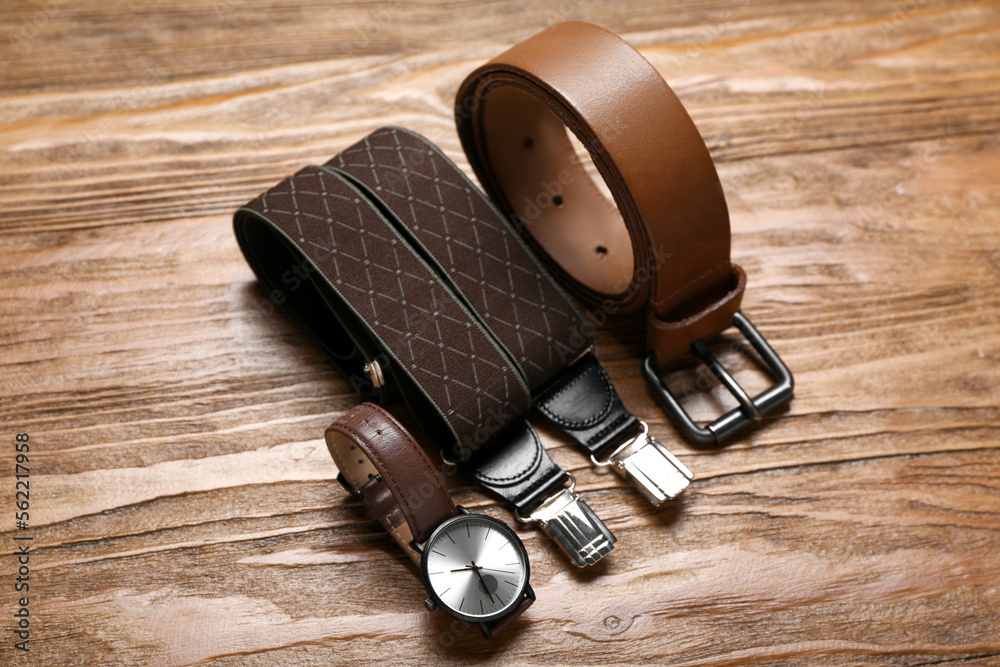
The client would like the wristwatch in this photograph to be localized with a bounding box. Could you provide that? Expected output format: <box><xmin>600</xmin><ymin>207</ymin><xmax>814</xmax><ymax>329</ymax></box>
<box><xmin>325</xmin><ymin>403</ymin><xmax>535</xmax><ymax>639</ymax></box>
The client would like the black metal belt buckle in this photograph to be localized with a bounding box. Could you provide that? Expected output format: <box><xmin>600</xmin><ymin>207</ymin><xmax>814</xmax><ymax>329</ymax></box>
<box><xmin>642</xmin><ymin>312</ymin><xmax>794</xmax><ymax>446</ymax></box>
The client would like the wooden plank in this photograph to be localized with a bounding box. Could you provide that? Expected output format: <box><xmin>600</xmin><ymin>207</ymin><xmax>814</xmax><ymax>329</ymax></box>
<box><xmin>1</xmin><ymin>0</ymin><xmax>998</xmax><ymax>664</ymax></box>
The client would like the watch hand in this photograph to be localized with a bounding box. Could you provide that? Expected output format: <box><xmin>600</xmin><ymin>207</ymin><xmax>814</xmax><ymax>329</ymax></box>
<box><xmin>449</xmin><ymin>565</ymin><xmax>483</xmax><ymax>573</ymax></box>
<box><xmin>470</xmin><ymin>560</ymin><xmax>495</xmax><ymax>605</ymax></box>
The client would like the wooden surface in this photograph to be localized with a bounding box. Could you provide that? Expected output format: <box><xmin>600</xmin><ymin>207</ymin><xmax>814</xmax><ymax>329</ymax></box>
<box><xmin>2</xmin><ymin>1</ymin><xmax>999</xmax><ymax>665</ymax></box>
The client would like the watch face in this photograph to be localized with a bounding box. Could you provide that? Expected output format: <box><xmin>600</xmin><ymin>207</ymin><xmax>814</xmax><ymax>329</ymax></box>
<box><xmin>421</xmin><ymin>513</ymin><xmax>529</xmax><ymax>623</ymax></box>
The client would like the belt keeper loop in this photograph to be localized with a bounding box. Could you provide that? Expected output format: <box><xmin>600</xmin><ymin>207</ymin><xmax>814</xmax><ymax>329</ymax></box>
<box><xmin>647</xmin><ymin>264</ymin><xmax>747</xmax><ymax>369</ymax></box>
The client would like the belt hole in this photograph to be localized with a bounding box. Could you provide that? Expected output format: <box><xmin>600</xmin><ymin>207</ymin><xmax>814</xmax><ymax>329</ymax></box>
<box><xmin>553</xmin><ymin>195</ymin><xmax>564</xmax><ymax>208</ymax></box>
<box><xmin>523</xmin><ymin>137</ymin><xmax>534</xmax><ymax>149</ymax></box>
<box><xmin>595</xmin><ymin>245</ymin><xmax>608</xmax><ymax>258</ymax></box>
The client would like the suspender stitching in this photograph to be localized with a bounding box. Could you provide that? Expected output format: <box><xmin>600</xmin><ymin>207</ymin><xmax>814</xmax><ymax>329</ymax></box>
<box><xmin>536</xmin><ymin>363</ymin><xmax>613</xmax><ymax>429</ymax></box>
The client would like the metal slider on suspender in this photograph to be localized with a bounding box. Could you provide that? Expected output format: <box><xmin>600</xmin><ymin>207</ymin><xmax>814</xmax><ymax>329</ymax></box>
<box><xmin>363</xmin><ymin>360</ymin><xmax>386</xmax><ymax>389</ymax></box>
<box><xmin>591</xmin><ymin>421</ymin><xmax>694</xmax><ymax>507</ymax></box>
<box><xmin>642</xmin><ymin>311</ymin><xmax>794</xmax><ymax>446</ymax></box>
<box><xmin>513</xmin><ymin>473</ymin><xmax>616</xmax><ymax>568</ymax></box>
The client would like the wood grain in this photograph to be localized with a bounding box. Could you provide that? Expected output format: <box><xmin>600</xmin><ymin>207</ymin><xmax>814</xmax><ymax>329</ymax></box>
<box><xmin>2</xmin><ymin>0</ymin><xmax>999</xmax><ymax>665</ymax></box>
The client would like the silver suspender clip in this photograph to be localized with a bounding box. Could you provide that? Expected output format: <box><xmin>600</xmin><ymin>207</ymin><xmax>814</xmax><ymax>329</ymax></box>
<box><xmin>515</xmin><ymin>474</ymin><xmax>616</xmax><ymax>567</ymax></box>
<box><xmin>592</xmin><ymin>421</ymin><xmax>693</xmax><ymax>507</ymax></box>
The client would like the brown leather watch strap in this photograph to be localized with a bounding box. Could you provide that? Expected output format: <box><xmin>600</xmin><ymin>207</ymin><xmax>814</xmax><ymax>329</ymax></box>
<box><xmin>328</xmin><ymin>403</ymin><xmax>535</xmax><ymax>638</ymax></box>
<box><xmin>326</xmin><ymin>402</ymin><xmax>457</xmax><ymax>563</ymax></box>
<box><xmin>455</xmin><ymin>20</ymin><xmax>745</xmax><ymax>369</ymax></box>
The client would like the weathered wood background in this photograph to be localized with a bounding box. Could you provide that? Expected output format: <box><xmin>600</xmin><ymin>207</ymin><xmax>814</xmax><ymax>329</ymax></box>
<box><xmin>2</xmin><ymin>0</ymin><xmax>999</xmax><ymax>665</ymax></box>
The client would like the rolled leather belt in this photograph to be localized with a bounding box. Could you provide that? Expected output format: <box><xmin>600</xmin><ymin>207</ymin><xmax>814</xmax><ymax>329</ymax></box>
<box><xmin>455</xmin><ymin>21</ymin><xmax>793</xmax><ymax>445</ymax></box>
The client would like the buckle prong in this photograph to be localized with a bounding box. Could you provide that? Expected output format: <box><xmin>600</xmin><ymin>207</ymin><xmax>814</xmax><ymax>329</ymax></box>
<box><xmin>690</xmin><ymin>339</ymin><xmax>760</xmax><ymax>420</ymax></box>
<box><xmin>643</xmin><ymin>311</ymin><xmax>794</xmax><ymax>446</ymax></box>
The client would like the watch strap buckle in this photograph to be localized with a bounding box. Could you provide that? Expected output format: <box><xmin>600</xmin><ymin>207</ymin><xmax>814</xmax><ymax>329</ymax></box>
<box><xmin>336</xmin><ymin>471</ymin><xmax>362</xmax><ymax>499</ymax></box>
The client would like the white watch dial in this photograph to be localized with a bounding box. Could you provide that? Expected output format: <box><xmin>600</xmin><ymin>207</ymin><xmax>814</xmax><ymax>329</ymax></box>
<box><xmin>424</xmin><ymin>515</ymin><xmax>528</xmax><ymax>620</ymax></box>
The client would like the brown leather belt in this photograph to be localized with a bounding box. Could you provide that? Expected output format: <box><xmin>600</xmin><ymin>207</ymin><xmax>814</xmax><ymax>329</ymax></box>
<box><xmin>455</xmin><ymin>21</ymin><xmax>793</xmax><ymax>445</ymax></box>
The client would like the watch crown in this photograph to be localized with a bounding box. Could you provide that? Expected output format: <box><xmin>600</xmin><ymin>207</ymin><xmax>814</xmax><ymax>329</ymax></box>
<box><xmin>423</xmin><ymin>597</ymin><xmax>437</xmax><ymax>612</ymax></box>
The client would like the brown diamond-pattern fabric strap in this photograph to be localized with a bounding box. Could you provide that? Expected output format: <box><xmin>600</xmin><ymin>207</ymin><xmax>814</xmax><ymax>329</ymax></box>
<box><xmin>326</xmin><ymin>126</ymin><xmax>591</xmax><ymax>392</ymax></box>
<box><xmin>235</xmin><ymin>165</ymin><xmax>530</xmax><ymax>448</ymax></box>
<box><xmin>233</xmin><ymin>164</ymin><xmax>584</xmax><ymax>525</ymax></box>
<box><xmin>326</xmin><ymin>128</ymin><xmax>652</xmax><ymax>460</ymax></box>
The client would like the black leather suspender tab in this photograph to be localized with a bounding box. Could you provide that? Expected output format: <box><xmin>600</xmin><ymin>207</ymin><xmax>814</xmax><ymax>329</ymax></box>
<box><xmin>456</xmin><ymin>416</ymin><xmax>615</xmax><ymax>567</ymax></box>
<box><xmin>535</xmin><ymin>352</ymin><xmax>693</xmax><ymax>506</ymax></box>
<box><xmin>534</xmin><ymin>352</ymin><xmax>640</xmax><ymax>457</ymax></box>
